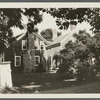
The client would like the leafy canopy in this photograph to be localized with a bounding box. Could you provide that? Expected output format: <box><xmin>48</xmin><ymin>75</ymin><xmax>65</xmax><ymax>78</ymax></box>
<box><xmin>43</xmin><ymin>8</ymin><xmax>100</xmax><ymax>33</ymax></box>
<box><xmin>0</xmin><ymin>8</ymin><xmax>43</xmax><ymax>53</ymax></box>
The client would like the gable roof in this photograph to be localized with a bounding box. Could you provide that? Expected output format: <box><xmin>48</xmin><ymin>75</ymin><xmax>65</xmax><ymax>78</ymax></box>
<box><xmin>12</xmin><ymin>32</ymin><xmax>50</xmax><ymax>46</ymax></box>
<box><xmin>46</xmin><ymin>32</ymin><xmax>75</xmax><ymax>49</ymax></box>
<box><xmin>51</xmin><ymin>34</ymin><xmax>70</xmax><ymax>45</ymax></box>
<box><xmin>32</xmin><ymin>33</ymin><xmax>50</xmax><ymax>45</ymax></box>
<box><xmin>16</xmin><ymin>33</ymin><xmax>26</xmax><ymax>41</ymax></box>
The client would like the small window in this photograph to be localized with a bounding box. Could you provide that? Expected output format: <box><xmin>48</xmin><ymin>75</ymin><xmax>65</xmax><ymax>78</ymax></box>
<box><xmin>35</xmin><ymin>50</ymin><xmax>40</xmax><ymax>55</ymax></box>
<box><xmin>15</xmin><ymin>56</ymin><xmax>21</xmax><ymax>67</ymax></box>
<box><xmin>41</xmin><ymin>45</ymin><xmax>44</xmax><ymax>50</ymax></box>
<box><xmin>35</xmin><ymin>56</ymin><xmax>40</xmax><ymax>66</ymax></box>
<box><xmin>22</xmin><ymin>40</ymin><xmax>27</xmax><ymax>50</ymax></box>
<box><xmin>35</xmin><ymin>46</ymin><xmax>38</xmax><ymax>50</ymax></box>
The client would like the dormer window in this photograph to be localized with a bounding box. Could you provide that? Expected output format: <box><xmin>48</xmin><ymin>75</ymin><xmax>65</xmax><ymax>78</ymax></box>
<box><xmin>22</xmin><ymin>40</ymin><xmax>27</xmax><ymax>50</ymax></box>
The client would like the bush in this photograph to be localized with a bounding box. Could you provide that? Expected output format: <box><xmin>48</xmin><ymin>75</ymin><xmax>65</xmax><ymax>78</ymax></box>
<box><xmin>57</xmin><ymin>63</ymin><xmax>74</xmax><ymax>79</ymax></box>
<box><xmin>76</xmin><ymin>61</ymin><xmax>96</xmax><ymax>81</ymax></box>
<box><xmin>55</xmin><ymin>31</ymin><xmax>100</xmax><ymax>81</ymax></box>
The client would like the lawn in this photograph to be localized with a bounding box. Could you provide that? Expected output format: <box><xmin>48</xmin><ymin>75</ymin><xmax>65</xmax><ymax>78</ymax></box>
<box><xmin>1</xmin><ymin>72</ymin><xmax>100</xmax><ymax>93</ymax></box>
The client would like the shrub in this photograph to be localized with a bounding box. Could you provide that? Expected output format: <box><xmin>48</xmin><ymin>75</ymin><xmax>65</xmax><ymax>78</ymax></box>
<box><xmin>76</xmin><ymin>61</ymin><xmax>96</xmax><ymax>81</ymax></box>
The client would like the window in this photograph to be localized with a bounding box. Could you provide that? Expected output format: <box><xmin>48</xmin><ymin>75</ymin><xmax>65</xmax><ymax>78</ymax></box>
<box><xmin>15</xmin><ymin>56</ymin><xmax>21</xmax><ymax>67</ymax></box>
<box><xmin>22</xmin><ymin>40</ymin><xmax>27</xmax><ymax>50</ymax></box>
<box><xmin>35</xmin><ymin>46</ymin><xmax>38</xmax><ymax>50</ymax></box>
<box><xmin>41</xmin><ymin>45</ymin><xmax>44</xmax><ymax>50</ymax></box>
<box><xmin>0</xmin><ymin>53</ymin><xmax>4</xmax><ymax>62</ymax></box>
<box><xmin>34</xmin><ymin>56</ymin><xmax>40</xmax><ymax>66</ymax></box>
<box><xmin>35</xmin><ymin>50</ymin><xmax>40</xmax><ymax>55</ymax></box>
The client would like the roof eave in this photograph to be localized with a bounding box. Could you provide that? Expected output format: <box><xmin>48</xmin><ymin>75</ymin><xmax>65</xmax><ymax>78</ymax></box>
<box><xmin>46</xmin><ymin>42</ymin><xmax>61</xmax><ymax>49</ymax></box>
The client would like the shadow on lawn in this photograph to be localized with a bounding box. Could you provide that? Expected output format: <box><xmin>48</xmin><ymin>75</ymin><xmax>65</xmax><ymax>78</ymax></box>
<box><xmin>1</xmin><ymin>73</ymin><xmax>93</xmax><ymax>94</ymax></box>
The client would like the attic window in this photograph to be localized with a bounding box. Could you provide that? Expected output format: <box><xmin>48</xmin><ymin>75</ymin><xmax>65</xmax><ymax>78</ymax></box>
<box><xmin>41</xmin><ymin>45</ymin><xmax>44</xmax><ymax>50</ymax></box>
<box><xmin>22</xmin><ymin>40</ymin><xmax>27</xmax><ymax>50</ymax></box>
<box><xmin>35</xmin><ymin>46</ymin><xmax>38</xmax><ymax>50</ymax></box>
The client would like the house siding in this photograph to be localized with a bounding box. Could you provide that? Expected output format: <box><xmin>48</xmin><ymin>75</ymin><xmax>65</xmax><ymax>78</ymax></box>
<box><xmin>23</xmin><ymin>34</ymin><xmax>35</xmax><ymax>73</ymax></box>
<box><xmin>5</xmin><ymin>33</ymin><xmax>49</xmax><ymax>73</ymax></box>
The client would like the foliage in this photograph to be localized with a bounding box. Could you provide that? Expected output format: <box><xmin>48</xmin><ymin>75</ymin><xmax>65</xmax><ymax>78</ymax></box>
<box><xmin>24</xmin><ymin>8</ymin><xmax>42</xmax><ymax>33</ymax></box>
<box><xmin>43</xmin><ymin>8</ymin><xmax>100</xmax><ymax>33</ymax></box>
<box><xmin>0</xmin><ymin>8</ymin><xmax>42</xmax><ymax>53</ymax></box>
<box><xmin>54</xmin><ymin>30</ymin><xmax>99</xmax><ymax>80</ymax></box>
<box><xmin>40</xmin><ymin>28</ymin><xmax>53</xmax><ymax>40</ymax></box>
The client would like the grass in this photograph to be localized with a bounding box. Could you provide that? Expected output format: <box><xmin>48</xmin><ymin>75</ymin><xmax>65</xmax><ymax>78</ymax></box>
<box><xmin>1</xmin><ymin>72</ymin><xmax>100</xmax><ymax>93</ymax></box>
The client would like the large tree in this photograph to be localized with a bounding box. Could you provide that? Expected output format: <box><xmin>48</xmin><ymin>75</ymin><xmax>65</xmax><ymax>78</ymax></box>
<box><xmin>0</xmin><ymin>8</ymin><xmax>42</xmax><ymax>53</ymax></box>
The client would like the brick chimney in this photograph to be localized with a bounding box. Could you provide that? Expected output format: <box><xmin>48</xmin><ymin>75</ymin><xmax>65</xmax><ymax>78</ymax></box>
<box><xmin>52</xmin><ymin>29</ymin><xmax>57</xmax><ymax>40</ymax></box>
<box><xmin>70</xmin><ymin>24</ymin><xmax>76</xmax><ymax>31</ymax></box>
<box><xmin>69</xmin><ymin>21</ymin><xmax>77</xmax><ymax>33</ymax></box>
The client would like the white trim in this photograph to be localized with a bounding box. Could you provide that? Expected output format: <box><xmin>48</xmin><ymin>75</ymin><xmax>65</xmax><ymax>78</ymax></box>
<box><xmin>34</xmin><ymin>56</ymin><xmax>40</xmax><ymax>66</ymax></box>
<box><xmin>15</xmin><ymin>56</ymin><xmax>21</xmax><ymax>67</ymax></box>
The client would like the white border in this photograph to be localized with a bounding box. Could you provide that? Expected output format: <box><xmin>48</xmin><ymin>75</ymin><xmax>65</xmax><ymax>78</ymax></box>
<box><xmin>0</xmin><ymin>2</ymin><xmax>99</xmax><ymax>8</ymax></box>
<box><xmin>0</xmin><ymin>94</ymin><xmax>100</xmax><ymax>98</ymax></box>
<box><xmin>0</xmin><ymin>2</ymin><xmax>100</xmax><ymax>98</ymax></box>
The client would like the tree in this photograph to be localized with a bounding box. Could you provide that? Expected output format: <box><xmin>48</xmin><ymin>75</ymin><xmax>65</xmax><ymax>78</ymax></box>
<box><xmin>0</xmin><ymin>9</ymin><xmax>23</xmax><ymax>53</ymax></box>
<box><xmin>0</xmin><ymin>8</ymin><xmax>43</xmax><ymax>53</ymax></box>
<box><xmin>55</xmin><ymin>30</ymin><xmax>97</xmax><ymax>80</ymax></box>
<box><xmin>43</xmin><ymin>8</ymin><xmax>100</xmax><ymax>33</ymax></box>
<box><xmin>40</xmin><ymin>28</ymin><xmax>53</xmax><ymax>40</ymax></box>
<box><xmin>24</xmin><ymin>8</ymin><xmax>42</xmax><ymax>33</ymax></box>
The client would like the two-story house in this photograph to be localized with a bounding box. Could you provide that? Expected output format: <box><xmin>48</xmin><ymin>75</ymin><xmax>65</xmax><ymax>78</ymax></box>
<box><xmin>5</xmin><ymin>32</ymin><xmax>50</xmax><ymax>73</ymax></box>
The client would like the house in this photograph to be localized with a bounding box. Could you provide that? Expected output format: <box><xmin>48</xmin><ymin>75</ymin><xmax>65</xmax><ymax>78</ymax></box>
<box><xmin>5</xmin><ymin>32</ymin><xmax>50</xmax><ymax>73</ymax></box>
<box><xmin>46</xmin><ymin>24</ymin><xmax>77</xmax><ymax>70</ymax></box>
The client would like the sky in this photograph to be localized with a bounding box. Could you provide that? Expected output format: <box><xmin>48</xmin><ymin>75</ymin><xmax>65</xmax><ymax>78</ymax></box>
<box><xmin>12</xmin><ymin>12</ymin><xmax>92</xmax><ymax>37</ymax></box>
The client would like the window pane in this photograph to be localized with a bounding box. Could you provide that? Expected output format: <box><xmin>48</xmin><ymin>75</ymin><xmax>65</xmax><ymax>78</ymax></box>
<box><xmin>15</xmin><ymin>56</ymin><xmax>21</xmax><ymax>66</ymax></box>
<box><xmin>22</xmin><ymin>40</ymin><xmax>27</xmax><ymax>50</ymax></box>
<box><xmin>41</xmin><ymin>45</ymin><xmax>44</xmax><ymax>50</ymax></box>
<box><xmin>35</xmin><ymin>56</ymin><xmax>40</xmax><ymax>66</ymax></box>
